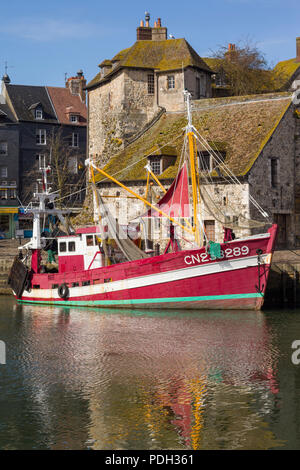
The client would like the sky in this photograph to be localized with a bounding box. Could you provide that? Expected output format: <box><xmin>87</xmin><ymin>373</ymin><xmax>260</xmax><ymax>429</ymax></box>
<box><xmin>1</xmin><ymin>0</ymin><xmax>300</xmax><ymax>87</ymax></box>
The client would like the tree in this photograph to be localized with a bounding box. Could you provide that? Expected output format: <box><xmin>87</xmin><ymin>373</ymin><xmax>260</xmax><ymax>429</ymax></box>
<box><xmin>209</xmin><ymin>40</ymin><xmax>283</xmax><ymax>96</ymax></box>
<box><xmin>45</xmin><ymin>129</ymin><xmax>86</xmax><ymax>208</ymax></box>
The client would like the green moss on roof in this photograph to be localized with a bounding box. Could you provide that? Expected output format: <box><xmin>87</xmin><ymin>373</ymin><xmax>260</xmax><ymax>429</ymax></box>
<box><xmin>95</xmin><ymin>92</ymin><xmax>291</xmax><ymax>184</ymax></box>
<box><xmin>202</xmin><ymin>57</ymin><xmax>224</xmax><ymax>72</ymax></box>
<box><xmin>146</xmin><ymin>144</ymin><xmax>177</xmax><ymax>156</ymax></box>
<box><xmin>99</xmin><ymin>60</ymin><xmax>112</xmax><ymax>67</ymax></box>
<box><xmin>87</xmin><ymin>39</ymin><xmax>213</xmax><ymax>89</ymax></box>
<box><xmin>111</xmin><ymin>47</ymin><xmax>131</xmax><ymax>62</ymax></box>
<box><xmin>274</xmin><ymin>58</ymin><xmax>300</xmax><ymax>77</ymax></box>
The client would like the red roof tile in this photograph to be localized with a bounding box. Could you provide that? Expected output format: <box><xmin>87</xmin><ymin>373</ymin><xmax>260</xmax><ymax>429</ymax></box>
<box><xmin>47</xmin><ymin>86</ymin><xmax>87</xmax><ymax>126</ymax></box>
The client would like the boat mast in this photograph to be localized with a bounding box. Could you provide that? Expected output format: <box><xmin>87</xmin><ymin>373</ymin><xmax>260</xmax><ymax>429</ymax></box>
<box><xmin>184</xmin><ymin>90</ymin><xmax>200</xmax><ymax>246</ymax></box>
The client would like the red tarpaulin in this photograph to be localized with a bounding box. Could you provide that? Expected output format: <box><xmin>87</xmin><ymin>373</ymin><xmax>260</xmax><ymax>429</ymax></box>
<box><xmin>143</xmin><ymin>163</ymin><xmax>190</xmax><ymax>218</ymax></box>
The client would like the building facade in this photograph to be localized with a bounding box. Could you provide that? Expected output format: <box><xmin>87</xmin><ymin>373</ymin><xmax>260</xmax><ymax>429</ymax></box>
<box><xmin>86</xmin><ymin>14</ymin><xmax>213</xmax><ymax>165</ymax></box>
<box><xmin>0</xmin><ymin>71</ymin><xmax>88</xmax><ymax>238</ymax></box>
<box><xmin>0</xmin><ymin>84</ymin><xmax>19</xmax><ymax>238</ymax></box>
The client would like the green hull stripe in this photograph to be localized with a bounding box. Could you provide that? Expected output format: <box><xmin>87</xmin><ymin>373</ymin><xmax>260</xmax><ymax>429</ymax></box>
<box><xmin>18</xmin><ymin>293</ymin><xmax>263</xmax><ymax>307</ymax></box>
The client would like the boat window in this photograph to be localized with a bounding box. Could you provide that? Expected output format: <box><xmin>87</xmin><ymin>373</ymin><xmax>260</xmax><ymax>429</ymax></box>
<box><xmin>69</xmin><ymin>241</ymin><xmax>76</xmax><ymax>252</ymax></box>
<box><xmin>60</xmin><ymin>242</ymin><xmax>66</xmax><ymax>252</ymax></box>
<box><xmin>72</xmin><ymin>282</ymin><xmax>79</xmax><ymax>287</ymax></box>
<box><xmin>82</xmin><ymin>280</ymin><xmax>90</xmax><ymax>286</ymax></box>
<box><xmin>52</xmin><ymin>284</ymin><xmax>59</xmax><ymax>289</ymax></box>
<box><xmin>86</xmin><ymin>235</ymin><xmax>94</xmax><ymax>246</ymax></box>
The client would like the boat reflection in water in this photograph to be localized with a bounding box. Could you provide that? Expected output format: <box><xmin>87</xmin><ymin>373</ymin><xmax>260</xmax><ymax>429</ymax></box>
<box><xmin>14</xmin><ymin>303</ymin><xmax>283</xmax><ymax>450</ymax></box>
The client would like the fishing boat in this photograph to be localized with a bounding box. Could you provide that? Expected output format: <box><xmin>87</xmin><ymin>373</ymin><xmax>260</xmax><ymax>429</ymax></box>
<box><xmin>8</xmin><ymin>91</ymin><xmax>277</xmax><ymax>310</ymax></box>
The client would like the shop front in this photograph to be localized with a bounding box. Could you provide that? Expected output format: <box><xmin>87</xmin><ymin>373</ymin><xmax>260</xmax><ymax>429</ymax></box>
<box><xmin>0</xmin><ymin>208</ymin><xmax>18</xmax><ymax>239</ymax></box>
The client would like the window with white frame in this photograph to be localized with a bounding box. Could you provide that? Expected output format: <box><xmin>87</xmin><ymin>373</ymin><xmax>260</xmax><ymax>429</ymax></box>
<box><xmin>70</xmin><ymin>114</ymin><xmax>79</xmax><ymax>123</ymax></box>
<box><xmin>0</xmin><ymin>142</ymin><xmax>8</xmax><ymax>156</ymax></box>
<box><xmin>35</xmin><ymin>108</ymin><xmax>43</xmax><ymax>120</ymax></box>
<box><xmin>0</xmin><ymin>167</ymin><xmax>7</xmax><ymax>178</ymax></box>
<box><xmin>36</xmin><ymin>154</ymin><xmax>46</xmax><ymax>170</ymax></box>
<box><xmin>69</xmin><ymin>133</ymin><xmax>79</xmax><ymax>147</ymax></box>
<box><xmin>167</xmin><ymin>75</ymin><xmax>175</xmax><ymax>89</ymax></box>
<box><xmin>149</xmin><ymin>156</ymin><xmax>161</xmax><ymax>175</ymax></box>
<box><xmin>0</xmin><ymin>189</ymin><xmax>7</xmax><ymax>200</ymax></box>
<box><xmin>36</xmin><ymin>129</ymin><xmax>47</xmax><ymax>145</ymax></box>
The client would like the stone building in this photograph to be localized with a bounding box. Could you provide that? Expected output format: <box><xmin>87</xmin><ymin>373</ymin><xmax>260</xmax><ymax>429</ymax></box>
<box><xmin>86</xmin><ymin>14</ymin><xmax>213</xmax><ymax>165</ymax></box>
<box><xmin>0</xmin><ymin>71</ymin><xmax>88</xmax><ymax>238</ymax></box>
<box><xmin>88</xmin><ymin>92</ymin><xmax>300</xmax><ymax>250</ymax></box>
<box><xmin>0</xmin><ymin>77</ymin><xmax>19</xmax><ymax>238</ymax></box>
<box><xmin>274</xmin><ymin>36</ymin><xmax>300</xmax><ymax>90</ymax></box>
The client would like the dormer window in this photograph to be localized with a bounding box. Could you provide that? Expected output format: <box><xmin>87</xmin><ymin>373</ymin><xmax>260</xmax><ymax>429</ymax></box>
<box><xmin>198</xmin><ymin>150</ymin><xmax>226</xmax><ymax>172</ymax></box>
<box><xmin>70</xmin><ymin>114</ymin><xmax>79</xmax><ymax>123</ymax></box>
<box><xmin>147</xmin><ymin>145</ymin><xmax>177</xmax><ymax>176</ymax></box>
<box><xmin>35</xmin><ymin>108</ymin><xmax>43</xmax><ymax>120</ymax></box>
<box><xmin>29</xmin><ymin>102</ymin><xmax>44</xmax><ymax>120</ymax></box>
<box><xmin>149</xmin><ymin>156</ymin><xmax>162</xmax><ymax>175</ymax></box>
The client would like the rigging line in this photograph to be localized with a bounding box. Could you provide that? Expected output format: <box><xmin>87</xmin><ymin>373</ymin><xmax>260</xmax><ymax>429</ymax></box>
<box><xmin>53</xmin><ymin>168</ymin><xmax>87</xmax><ymax>204</ymax></box>
<box><xmin>200</xmin><ymin>185</ymin><xmax>266</xmax><ymax>229</ymax></box>
<box><xmin>167</xmin><ymin>134</ymin><xmax>186</xmax><ymax>219</ymax></box>
<box><xmin>193</xmin><ymin>126</ymin><xmax>264</xmax><ymax>213</ymax></box>
<box><xmin>192</xmin><ymin>129</ymin><xmax>270</xmax><ymax>219</ymax></box>
<box><xmin>94</xmin><ymin>133</ymin><xmax>183</xmax><ymax>185</ymax></box>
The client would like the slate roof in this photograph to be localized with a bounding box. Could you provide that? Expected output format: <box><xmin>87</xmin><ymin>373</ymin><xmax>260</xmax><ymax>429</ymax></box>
<box><xmin>95</xmin><ymin>92</ymin><xmax>292</xmax><ymax>183</ymax></box>
<box><xmin>0</xmin><ymin>103</ymin><xmax>16</xmax><ymax>123</ymax></box>
<box><xmin>5</xmin><ymin>85</ymin><xmax>57</xmax><ymax>123</ymax></box>
<box><xmin>47</xmin><ymin>87</ymin><xmax>87</xmax><ymax>125</ymax></box>
<box><xmin>87</xmin><ymin>38</ymin><xmax>213</xmax><ymax>90</ymax></box>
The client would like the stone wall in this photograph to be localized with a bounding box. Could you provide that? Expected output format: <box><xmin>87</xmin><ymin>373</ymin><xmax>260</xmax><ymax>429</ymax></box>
<box><xmin>96</xmin><ymin>179</ymin><xmax>251</xmax><ymax>251</ymax></box>
<box><xmin>157</xmin><ymin>71</ymin><xmax>185</xmax><ymax>112</ymax></box>
<box><xmin>248</xmin><ymin>105</ymin><xmax>296</xmax><ymax>247</ymax></box>
<box><xmin>184</xmin><ymin>68</ymin><xmax>212</xmax><ymax>100</ymax></box>
<box><xmin>88</xmin><ymin>69</ymin><xmax>157</xmax><ymax>166</ymax></box>
<box><xmin>88</xmin><ymin>67</ymin><xmax>213</xmax><ymax>167</ymax></box>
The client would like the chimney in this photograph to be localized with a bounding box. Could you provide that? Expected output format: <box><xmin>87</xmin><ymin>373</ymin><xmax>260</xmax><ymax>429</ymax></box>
<box><xmin>152</xmin><ymin>17</ymin><xmax>167</xmax><ymax>41</ymax></box>
<box><xmin>137</xmin><ymin>12</ymin><xmax>152</xmax><ymax>40</ymax></box>
<box><xmin>226</xmin><ymin>43</ymin><xmax>236</xmax><ymax>61</ymax></box>
<box><xmin>136</xmin><ymin>14</ymin><xmax>167</xmax><ymax>41</ymax></box>
<box><xmin>66</xmin><ymin>70</ymin><xmax>87</xmax><ymax>103</ymax></box>
<box><xmin>297</xmin><ymin>37</ymin><xmax>300</xmax><ymax>62</ymax></box>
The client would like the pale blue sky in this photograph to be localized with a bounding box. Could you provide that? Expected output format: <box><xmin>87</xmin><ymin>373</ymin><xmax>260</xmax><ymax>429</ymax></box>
<box><xmin>1</xmin><ymin>0</ymin><xmax>299</xmax><ymax>86</ymax></box>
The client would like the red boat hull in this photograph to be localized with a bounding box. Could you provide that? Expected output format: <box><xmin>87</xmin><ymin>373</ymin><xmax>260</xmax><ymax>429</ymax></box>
<box><xmin>16</xmin><ymin>225</ymin><xmax>277</xmax><ymax>311</ymax></box>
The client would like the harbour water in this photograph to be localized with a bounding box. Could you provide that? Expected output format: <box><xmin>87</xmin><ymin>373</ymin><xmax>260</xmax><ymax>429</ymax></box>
<box><xmin>0</xmin><ymin>295</ymin><xmax>299</xmax><ymax>450</ymax></box>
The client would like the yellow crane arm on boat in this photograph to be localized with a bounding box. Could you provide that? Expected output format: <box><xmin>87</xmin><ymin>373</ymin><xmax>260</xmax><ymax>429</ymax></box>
<box><xmin>89</xmin><ymin>162</ymin><xmax>194</xmax><ymax>236</ymax></box>
<box><xmin>146</xmin><ymin>165</ymin><xmax>167</xmax><ymax>194</ymax></box>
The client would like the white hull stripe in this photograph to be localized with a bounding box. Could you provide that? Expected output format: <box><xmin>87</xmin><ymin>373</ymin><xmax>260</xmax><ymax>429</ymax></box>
<box><xmin>22</xmin><ymin>253</ymin><xmax>271</xmax><ymax>300</ymax></box>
